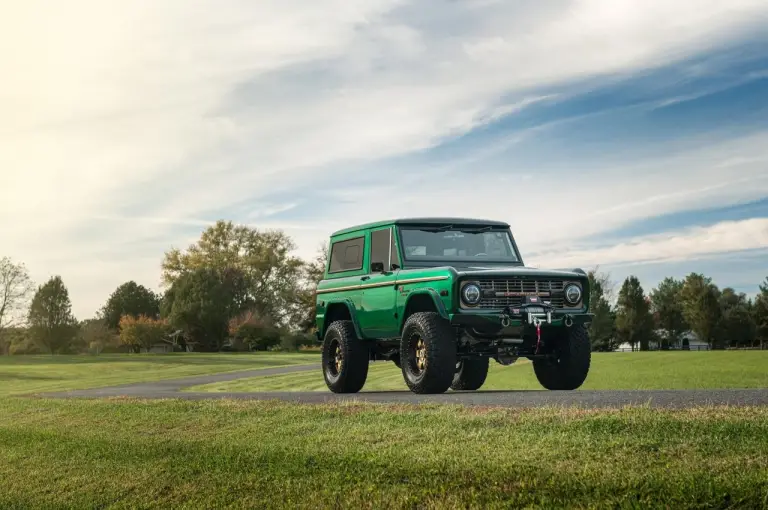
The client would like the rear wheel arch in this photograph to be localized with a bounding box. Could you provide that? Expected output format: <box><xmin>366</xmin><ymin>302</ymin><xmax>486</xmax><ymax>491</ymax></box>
<box><xmin>322</xmin><ymin>301</ymin><xmax>362</xmax><ymax>339</ymax></box>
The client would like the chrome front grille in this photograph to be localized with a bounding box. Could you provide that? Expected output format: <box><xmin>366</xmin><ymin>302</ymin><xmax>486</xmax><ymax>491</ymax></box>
<box><xmin>475</xmin><ymin>278</ymin><xmax>566</xmax><ymax>309</ymax></box>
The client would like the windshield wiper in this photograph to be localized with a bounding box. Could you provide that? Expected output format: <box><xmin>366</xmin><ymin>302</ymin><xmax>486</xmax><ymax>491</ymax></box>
<box><xmin>417</xmin><ymin>224</ymin><xmax>454</xmax><ymax>232</ymax></box>
<box><xmin>457</xmin><ymin>226</ymin><xmax>493</xmax><ymax>233</ymax></box>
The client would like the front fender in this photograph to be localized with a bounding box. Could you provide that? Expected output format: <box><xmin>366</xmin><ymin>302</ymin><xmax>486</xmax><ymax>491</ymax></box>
<box><xmin>399</xmin><ymin>288</ymin><xmax>450</xmax><ymax>331</ymax></box>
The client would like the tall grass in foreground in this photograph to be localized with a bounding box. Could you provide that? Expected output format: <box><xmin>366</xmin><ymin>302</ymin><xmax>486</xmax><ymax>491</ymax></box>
<box><xmin>1</xmin><ymin>398</ymin><xmax>766</xmax><ymax>508</ymax></box>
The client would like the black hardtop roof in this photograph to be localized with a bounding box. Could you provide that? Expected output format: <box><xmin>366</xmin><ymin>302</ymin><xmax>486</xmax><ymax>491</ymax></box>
<box><xmin>331</xmin><ymin>217</ymin><xmax>510</xmax><ymax>237</ymax></box>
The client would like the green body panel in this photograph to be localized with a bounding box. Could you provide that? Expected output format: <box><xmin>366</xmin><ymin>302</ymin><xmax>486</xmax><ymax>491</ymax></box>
<box><xmin>358</xmin><ymin>271</ymin><xmax>399</xmax><ymax>337</ymax></box>
<box><xmin>315</xmin><ymin>218</ymin><xmax>592</xmax><ymax>342</ymax></box>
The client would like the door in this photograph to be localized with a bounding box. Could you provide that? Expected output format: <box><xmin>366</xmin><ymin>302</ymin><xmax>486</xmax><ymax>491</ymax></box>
<box><xmin>359</xmin><ymin>227</ymin><xmax>400</xmax><ymax>338</ymax></box>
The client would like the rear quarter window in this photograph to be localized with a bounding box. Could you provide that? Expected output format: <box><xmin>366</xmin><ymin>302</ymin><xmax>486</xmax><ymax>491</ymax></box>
<box><xmin>328</xmin><ymin>236</ymin><xmax>364</xmax><ymax>273</ymax></box>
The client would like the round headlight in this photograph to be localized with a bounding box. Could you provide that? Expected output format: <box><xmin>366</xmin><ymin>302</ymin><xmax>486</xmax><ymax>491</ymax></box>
<box><xmin>461</xmin><ymin>283</ymin><xmax>482</xmax><ymax>306</ymax></box>
<box><xmin>564</xmin><ymin>284</ymin><xmax>582</xmax><ymax>305</ymax></box>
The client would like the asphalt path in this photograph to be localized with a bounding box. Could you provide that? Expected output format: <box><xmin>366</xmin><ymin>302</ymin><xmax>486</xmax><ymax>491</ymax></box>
<box><xmin>41</xmin><ymin>363</ymin><xmax>768</xmax><ymax>409</ymax></box>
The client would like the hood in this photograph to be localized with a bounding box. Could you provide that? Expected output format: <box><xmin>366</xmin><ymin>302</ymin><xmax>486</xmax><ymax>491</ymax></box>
<box><xmin>455</xmin><ymin>265</ymin><xmax>587</xmax><ymax>279</ymax></box>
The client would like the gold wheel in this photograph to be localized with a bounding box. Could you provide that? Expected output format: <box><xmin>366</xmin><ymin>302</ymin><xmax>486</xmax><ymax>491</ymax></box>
<box><xmin>415</xmin><ymin>337</ymin><xmax>427</xmax><ymax>373</ymax></box>
<box><xmin>334</xmin><ymin>344</ymin><xmax>343</xmax><ymax>373</ymax></box>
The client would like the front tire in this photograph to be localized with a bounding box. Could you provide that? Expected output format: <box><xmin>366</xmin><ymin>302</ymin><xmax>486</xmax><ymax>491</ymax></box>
<box><xmin>451</xmin><ymin>357</ymin><xmax>489</xmax><ymax>391</ymax></box>
<box><xmin>533</xmin><ymin>325</ymin><xmax>591</xmax><ymax>390</ymax></box>
<box><xmin>400</xmin><ymin>312</ymin><xmax>457</xmax><ymax>394</ymax></box>
<box><xmin>322</xmin><ymin>321</ymin><xmax>369</xmax><ymax>393</ymax></box>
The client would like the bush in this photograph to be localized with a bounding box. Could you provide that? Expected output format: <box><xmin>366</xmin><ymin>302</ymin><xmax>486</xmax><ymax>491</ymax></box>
<box><xmin>233</xmin><ymin>323</ymin><xmax>281</xmax><ymax>351</ymax></box>
<box><xmin>279</xmin><ymin>332</ymin><xmax>317</xmax><ymax>352</ymax></box>
<box><xmin>9</xmin><ymin>338</ymin><xmax>42</xmax><ymax>355</ymax></box>
<box><xmin>229</xmin><ymin>311</ymin><xmax>282</xmax><ymax>351</ymax></box>
<box><xmin>118</xmin><ymin>315</ymin><xmax>171</xmax><ymax>353</ymax></box>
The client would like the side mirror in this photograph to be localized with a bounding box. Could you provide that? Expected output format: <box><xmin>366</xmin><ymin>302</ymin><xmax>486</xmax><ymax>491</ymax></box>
<box><xmin>370</xmin><ymin>262</ymin><xmax>385</xmax><ymax>273</ymax></box>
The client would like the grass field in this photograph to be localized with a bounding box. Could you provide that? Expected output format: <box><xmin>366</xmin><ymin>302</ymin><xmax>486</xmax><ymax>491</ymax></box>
<box><xmin>1</xmin><ymin>398</ymin><xmax>767</xmax><ymax>508</ymax></box>
<box><xmin>188</xmin><ymin>351</ymin><xmax>768</xmax><ymax>393</ymax></box>
<box><xmin>2</xmin><ymin>352</ymin><xmax>768</xmax><ymax>508</ymax></box>
<box><xmin>0</xmin><ymin>353</ymin><xmax>318</xmax><ymax>397</ymax></box>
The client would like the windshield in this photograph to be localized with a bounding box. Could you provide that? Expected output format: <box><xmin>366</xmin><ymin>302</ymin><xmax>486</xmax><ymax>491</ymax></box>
<box><xmin>399</xmin><ymin>227</ymin><xmax>520</xmax><ymax>263</ymax></box>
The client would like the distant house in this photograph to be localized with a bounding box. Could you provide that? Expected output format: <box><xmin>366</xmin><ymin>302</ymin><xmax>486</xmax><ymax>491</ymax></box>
<box><xmin>141</xmin><ymin>330</ymin><xmax>193</xmax><ymax>353</ymax></box>
<box><xmin>614</xmin><ymin>331</ymin><xmax>710</xmax><ymax>351</ymax></box>
<box><xmin>145</xmin><ymin>343</ymin><xmax>175</xmax><ymax>354</ymax></box>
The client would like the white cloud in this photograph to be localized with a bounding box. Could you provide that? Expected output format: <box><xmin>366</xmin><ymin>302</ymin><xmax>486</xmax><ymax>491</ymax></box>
<box><xmin>528</xmin><ymin>218</ymin><xmax>768</xmax><ymax>269</ymax></box>
<box><xmin>274</xmin><ymin>130</ymin><xmax>768</xmax><ymax>257</ymax></box>
<box><xmin>1</xmin><ymin>0</ymin><xmax>767</xmax><ymax>317</ymax></box>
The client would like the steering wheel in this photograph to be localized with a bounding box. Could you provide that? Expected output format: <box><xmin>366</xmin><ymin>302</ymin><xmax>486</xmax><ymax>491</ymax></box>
<box><xmin>474</xmin><ymin>253</ymin><xmax>487</xmax><ymax>257</ymax></box>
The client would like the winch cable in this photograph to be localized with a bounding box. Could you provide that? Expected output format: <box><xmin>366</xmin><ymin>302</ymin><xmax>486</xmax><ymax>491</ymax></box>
<box><xmin>534</xmin><ymin>317</ymin><xmax>542</xmax><ymax>355</ymax></box>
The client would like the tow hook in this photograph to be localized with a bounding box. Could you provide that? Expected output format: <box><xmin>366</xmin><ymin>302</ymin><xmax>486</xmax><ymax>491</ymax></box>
<box><xmin>532</xmin><ymin>315</ymin><xmax>544</xmax><ymax>354</ymax></box>
<box><xmin>564</xmin><ymin>315</ymin><xmax>574</xmax><ymax>328</ymax></box>
<box><xmin>499</xmin><ymin>306</ymin><xmax>513</xmax><ymax>328</ymax></box>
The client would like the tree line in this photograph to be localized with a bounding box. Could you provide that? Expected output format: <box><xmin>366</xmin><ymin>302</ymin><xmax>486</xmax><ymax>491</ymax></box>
<box><xmin>0</xmin><ymin>221</ymin><xmax>325</xmax><ymax>355</ymax></box>
<box><xmin>587</xmin><ymin>270</ymin><xmax>768</xmax><ymax>351</ymax></box>
<box><xmin>1</xmin><ymin>219</ymin><xmax>767</xmax><ymax>354</ymax></box>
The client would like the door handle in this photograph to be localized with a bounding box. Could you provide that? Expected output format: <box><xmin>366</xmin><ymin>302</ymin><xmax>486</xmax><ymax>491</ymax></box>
<box><xmin>361</xmin><ymin>276</ymin><xmax>370</xmax><ymax>281</ymax></box>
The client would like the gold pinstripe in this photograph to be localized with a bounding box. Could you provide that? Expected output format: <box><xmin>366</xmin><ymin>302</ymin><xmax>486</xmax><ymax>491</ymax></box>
<box><xmin>315</xmin><ymin>275</ymin><xmax>450</xmax><ymax>295</ymax></box>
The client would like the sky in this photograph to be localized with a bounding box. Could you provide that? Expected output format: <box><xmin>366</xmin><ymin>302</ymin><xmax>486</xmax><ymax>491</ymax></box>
<box><xmin>2</xmin><ymin>0</ymin><xmax>768</xmax><ymax>319</ymax></box>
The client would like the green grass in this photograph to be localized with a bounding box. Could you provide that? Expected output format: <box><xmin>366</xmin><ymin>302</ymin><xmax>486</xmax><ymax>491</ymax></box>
<box><xmin>188</xmin><ymin>351</ymin><xmax>768</xmax><ymax>393</ymax></box>
<box><xmin>0</xmin><ymin>353</ymin><xmax>318</xmax><ymax>397</ymax></box>
<box><xmin>1</xmin><ymin>398</ymin><xmax>767</xmax><ymax>508</ymax></box>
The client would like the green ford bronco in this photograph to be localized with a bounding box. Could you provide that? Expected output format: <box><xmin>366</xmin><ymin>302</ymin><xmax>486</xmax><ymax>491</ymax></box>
<box><xmin>315</xmin><ymin>218</ymin><xmax>593</xmax><ymax>394</ymax></box>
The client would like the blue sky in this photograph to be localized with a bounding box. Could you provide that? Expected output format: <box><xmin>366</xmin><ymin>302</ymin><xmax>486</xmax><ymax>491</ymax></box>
<box><xmin>2</xmin><ymin>0</ymin><xmax>768</xmax><ymax>317</ymax></box>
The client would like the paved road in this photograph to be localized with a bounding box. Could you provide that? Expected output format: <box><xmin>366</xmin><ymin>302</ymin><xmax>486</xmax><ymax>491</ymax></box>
<box><xmin>41</xmin><ymin>364</ymin><xmax>768</xmax><ymax>409</ymax></box>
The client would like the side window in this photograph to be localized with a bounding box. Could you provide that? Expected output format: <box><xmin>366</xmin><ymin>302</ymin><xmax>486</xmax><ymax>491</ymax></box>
<box><xmin>329</xmin><ymin>237</ymin><xmax>364</xmax><ymax>273</ymax></box>
<box><xmin>369</xmin><ymin>229</ymin><xmax>390</xmax><ymax>272</ymax></box>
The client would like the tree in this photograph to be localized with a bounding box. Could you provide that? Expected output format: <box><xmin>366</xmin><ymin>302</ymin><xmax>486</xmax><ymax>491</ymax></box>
<box><xmin>615</xmin><ymin>276</ymin><xmax>655</xmax><ymax>351</ymax></box>
<box><xmin>161</xmin><ymin>220</ymin><xmax>304</xmax><ymax>326</ymax></box>
<box><xmin>0</xmin><ymin>257</ymin><xmax>34</xmax><ymax>353</ymax></box>
<box><xmin>296</xmin><ymin>243</ymin><xmax>328</xmax><ymax>333</ymax></box>
<box><xmin>650</xmin><ymin>277</ymin><xmax>688</xmax><ymax>349</ymax></box>
<box><xmin>586</xmin><ymin>270</ymin><xmax>616</xmax><ymax>351</ymax></box>
<box><xmin>588</xmin><ymin>266</ymin><xmax>617</xmax><ymax>304</ymax></box>
<box><xmin>163</xmin><ymin>267</ymin><xmax>248</xmax><ymax>351</ymax></box>
<box><xmin>715</xmin><ymin>289</ymin><xmax>755</xmax><ymax>348</ymax></box>
<box><xmin>27</xmin><ymin>276</ymin><xmax>78</xmax><ymax>354</ymax></box>
<box><xmin>118</xmin><ymin>315</ymin><xmax>170</xmax><ymax>353</ymax></box>
<box><xmin>754</xmin><ymin>277</ymin><xmax>768</xmax><ymax>349</ymax></box>
<box><xmin>78</xmin><ymin>318</ymin><xmax>118</xmax><ymax>354</ymax></box>
<box><xmin>680</xmin><ymin>273</ymin><xmax>721</xmax><ymax>348</ymax></box>
<box><xmin>101</xmin><ymin>281</ymin><xmax>160</xmax><ymax>330</ymax></box>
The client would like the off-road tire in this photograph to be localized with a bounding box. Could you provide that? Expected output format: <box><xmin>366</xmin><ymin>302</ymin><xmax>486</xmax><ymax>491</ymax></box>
<box><xmin>322</xmin><ymin>320</ymin><xmax>369</xmax><ymax>393</ymax></box>
<box><xmin>400</xmin><ymin>312</ymin><xmax>457</xmax><ymax>394</ymax></box>
<box><xmin>532</xmin><ymin>325</ymin><xmax>591</xmax><ymax>390</ymax></box>
<box><xmin>392</xmin><ymin>353</ymin><xmax>402</xmax><ymax>369</ymax></box>
<box><xmin>451</xmin><ymin>357</ymin><xmax>489</xmax><ymax>391</ymax></box>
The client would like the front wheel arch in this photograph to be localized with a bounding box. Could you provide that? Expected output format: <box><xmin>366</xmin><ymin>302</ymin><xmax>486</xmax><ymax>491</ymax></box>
<box><xmin>399</xmin><ymin>290</ymin><xmax>449</xmax><ymax>334</ymax></box>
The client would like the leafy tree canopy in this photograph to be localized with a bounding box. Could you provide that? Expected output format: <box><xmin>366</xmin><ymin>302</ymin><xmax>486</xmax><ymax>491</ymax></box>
<box><xmin>101</xmin><ymin>281</ymin><xmax>160</xmax><ymax>330</ymax></box>
<box><xmin>650</xmin><ymin>277</ymin><xmax>688</xmax><ymax>349</ymax></box>
<box><xmin>118</xmin><ymin>315</ymin><xmax>170</xmax><ymax>353</ymax></box>
<box><xmin>615</xmin><ymin>276</ymin><xmax>655</xmax><ymax>351</ymax></box>
<box><xmin>754</xmin><ymin>277</ymin><xmax>768</xmax><ymax>348</ymax></box>
<box><xmin>27</xmin><ymin>276</ymin><xmax>78</xmax><ymax>354</ymax></box>
<box><xmin>161</xmin><ymin>220</ymin><xmax>304</xmax><ymax>326</ymax></box>
<box><xmin>164</xmin><ymin>267</ymin><xmax>248</xmax><ymax>351</ymax></box>
<box><xmin>587</xmin><ymin>269</ymin><xmax>616</xmax><ymax>352</ymax></box>
<box><xmin>680</xmin><ymin>273</ymin><xmax>721</xmax><ymax>348</ymax></box>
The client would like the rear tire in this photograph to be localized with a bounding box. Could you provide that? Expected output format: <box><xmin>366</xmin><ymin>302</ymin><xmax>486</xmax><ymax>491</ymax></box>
<box><xmin>533</xmin><ymin>325</ymin><xmax>591</xmax><ymax>390</ymax></box>
<box><xmin>451</xmin><ymin>357</ymin><xmax>489</xmax><ymax>391</ymax></box>
<box><xmin>322</xmin><ymin>320</ymin><xmax>369</xmax><ymax>393</ymax></box>
<box><xmin>400</xmin><ymin>312</ymin><xmax>456</xmax><ymax>394</ymax></box>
